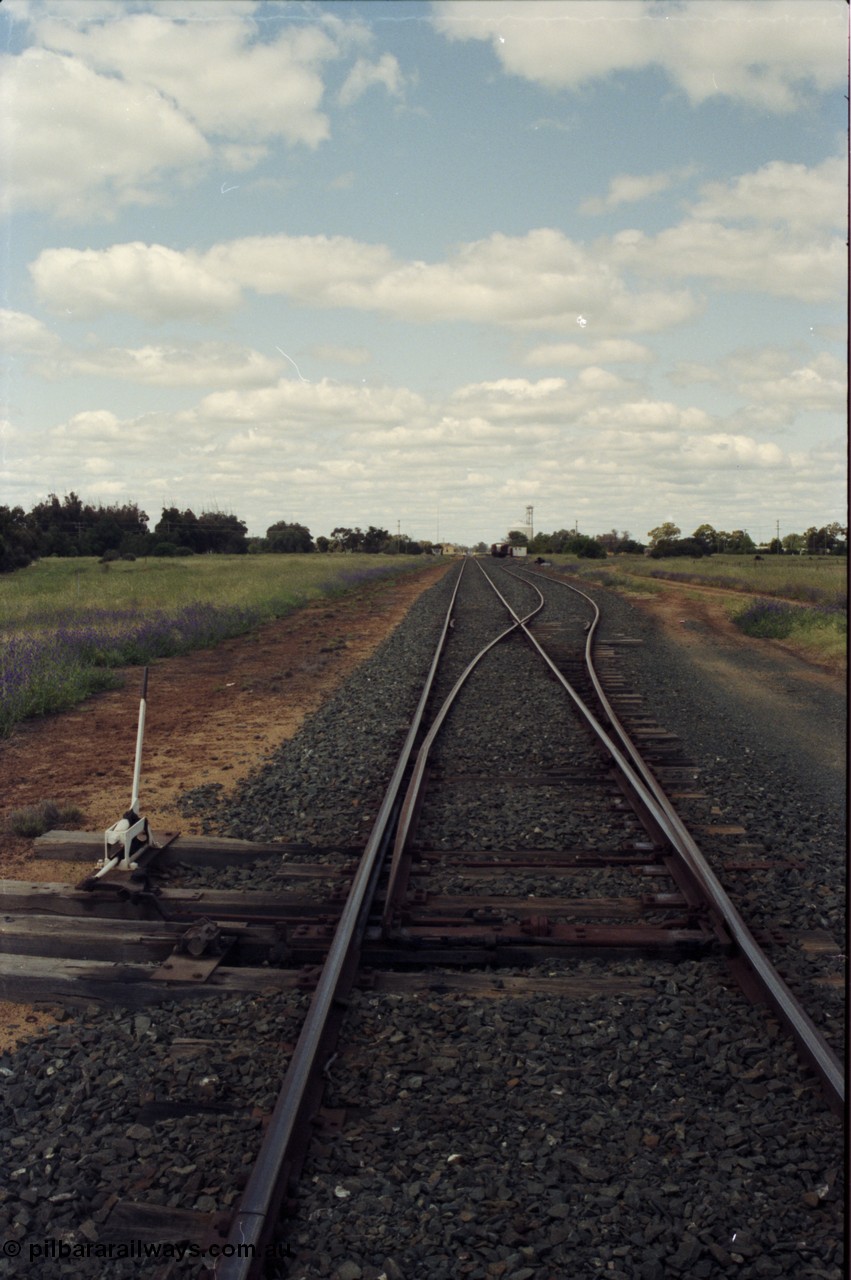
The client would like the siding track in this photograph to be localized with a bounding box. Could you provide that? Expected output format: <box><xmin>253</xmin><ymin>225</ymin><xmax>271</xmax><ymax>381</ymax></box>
<box><xmin>1</xmin><ymin>558</ymin><xmax>843</xmax><ymax>1280</ymax></box>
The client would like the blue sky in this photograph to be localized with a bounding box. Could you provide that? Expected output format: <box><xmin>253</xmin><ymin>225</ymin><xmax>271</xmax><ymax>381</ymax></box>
<box><xmin>1</xmin><ymin>0</ymin><xmax>846</xmax><ymax>547</ymax></box>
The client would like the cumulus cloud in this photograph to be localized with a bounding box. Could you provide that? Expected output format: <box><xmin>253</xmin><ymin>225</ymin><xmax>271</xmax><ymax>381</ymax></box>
<box><xmin>0</xmin><ymin>310</ymin><xmax>285</xmax><ymax>388</ymax></box>
<box><xmin>0</xmin><ymin>48</ymin><xmax>210</xmax><ymax>218</ymax></box>
<box><xmin>31</xmin><ymin>229</ymin><xmax>698</xmax><ymax>334</ymax></box>
<box><xmin>2</xmin><ymin>4</ymin><xmax>396</xmax><ymax>216</ymax></box>
<box><xmin>609</xmin><ymin>220</ymin><xmax>843</xmax><ymax>304</ymax></box>
<box><xmin>431</xmin><ymin>0</ymin><xmax>846</xmax><ymax>112</ymax></box>
<box><xmin>580</xmin><ymin>169</ymin><xmax>694</xmax><ymax>216</ymax></box>
<box><xmin>31</xmin><ymin>242</ymin><xmax>242</xmax><ymax>321</ymax></box>
<box><xmin>338</xmin><ymin>53</ymin><xmax>405</xmax><ymax>106</ymax></box>
<box><xmin>524</xmin><ymin>339</ymin><xmax>654</xmax><ymax>366</ymax></box>
<box><xmin>689</xmin><ymin>156</ymin><xmax>846</xmax><ymax>234</ymax></box>
<box><xmin>180</xmin><ymin>378</ymin><xmax>428</xmax><ymax>431</ymax></box>
<box><xmin>670</xmin><ymin>347</ymin><xmax>846</xmax><ymax>418</ymax></box>
<box><xmin>21</xmin><ymin>358</ymin><xmax>843</xmax><ymax>544</ymax></box>
<box><xmin>59</xmin><ymin>343</ymin><xmax>284</xmax><ymax>388</ymax></box>
<box><xmin>0</xmin><ymin>309</ymin><xmax>62</xmax><ymax>355</ymax></box>
<box><xmin>34</xmin><ymin>9</ymin><xmax>338</xmax><ymax>145</ymax></box>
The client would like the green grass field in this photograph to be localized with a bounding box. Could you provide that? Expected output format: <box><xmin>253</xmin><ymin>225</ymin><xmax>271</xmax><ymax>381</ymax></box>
<box><xmin>0</xmin><ymin>554</ymin><xmax>431</xmax><ymax>735</ymax></box>
<box><xmin>0</xmin><ymin>553</ymin><xmax>428</xmax><ymax>628</ymax></box>
<box><xmin>544</xmin><ymin>553</ymin><xmax>846</xmax><ymax>669</ymax></box>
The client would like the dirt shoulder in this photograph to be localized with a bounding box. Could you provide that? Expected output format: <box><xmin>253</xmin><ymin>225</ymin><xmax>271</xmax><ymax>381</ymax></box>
<box><xmin>0</xmin><ymin>562</ymin><xmax>451</xmax><ymax>884</ymax></box>
<box><xmin>624</xmin><ymin>578</ymin><xmax>843</xmax><ymax>692</ymax></box>
<box><xmin>610</xmin><ymin>579</ymin><xmax>845</xmax><ymax>789</ymax></box>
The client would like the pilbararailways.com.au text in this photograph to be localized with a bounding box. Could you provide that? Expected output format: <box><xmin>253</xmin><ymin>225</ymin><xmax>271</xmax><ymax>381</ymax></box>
<box><xmin>2</xmin><ymin>1239</ymin><xmax>286</xmax><ymax>1263</ymax></box>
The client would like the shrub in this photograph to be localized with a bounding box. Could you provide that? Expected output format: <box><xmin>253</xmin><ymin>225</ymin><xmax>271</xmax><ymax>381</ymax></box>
<box><xmin>733</xmin><ymin>598</ymin><xmax>846</xmax><ymax>640</ymax></box>
<box><xmin>7</xmin><ymin>799</ymin><xmax>84</xmax><ymax>838</ymax></box>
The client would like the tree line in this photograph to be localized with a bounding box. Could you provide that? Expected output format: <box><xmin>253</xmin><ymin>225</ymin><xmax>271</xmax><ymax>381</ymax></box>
<box><xmin>1</xmin><ymin>492</ymin><xmax>845</xmax><ymax>574</ymax></box>
<box><xmin>0</xmin><ymin>493</ymin><xmax>434</xmax><ymax>573</ymax></box>
<box><xmin>493</xmin><ymin>520</ymin><xmax>847</xmax><ymax>560</ymax></box>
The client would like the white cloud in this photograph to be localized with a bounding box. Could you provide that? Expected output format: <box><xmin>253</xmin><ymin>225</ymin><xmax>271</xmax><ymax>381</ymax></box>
<box><xmin>1</xmin><ymin>310</ymin><xmax>285</xmax><ymax>388</ymax></box>
<box><xmin>52</xmin><ymin>408</ymin><xmax>122</xmax><ymax>441</ymax></box>
<box><xmin>0</xmin><ymin>309</ymin><xmax>61</xmax><ymax>355</ymax></box>
<box><xmin>580</xmin><ymin>168</ymin><xmax>693</xmax><ymax>216</ymax></box>
<box><xmin>689</xmin><ymin>156</ymin><xmax>846</xmax><ymax>233</ymax></box>
<box><xmin>1</xmin><ymin>4</ymin><xmax>393</xmax><ymax>217</ymax></box>
<box><xmin>20</xmin><ymin>359</ymin><xmax>843</xmax><ymax>543</ymax></box>
<box><xmin>525</xmin><ymin>339</ymin><xmax>654</xmax><ymax>366</ymax></box>
<box><xmin>338</xmin><ymin>53</ymin><xmax>405</xmax><ymax>106</ymax></box>
<box><xmin>35</xmin><ymin>9</ymin><xmax>338</xmax><ymax>146</ymax></box>
<box><xmin>31</xmin><ymin>243</ymin><xmax>241</xmax><ymax>321</ymax></box>
<box><xmin>58</xmin><ymin>342</ymin><xmax>284</xmax><ymax>388</ymax></box>
<box><xmin>609</xmin><ymin>220</ymin><xmax>843</xmax><ymax>304</ymax></box>
<box><xmin>432</xmin><ymin>0</ymin><xmax>846</xmax><ymax>112</ymax></box>
<box><xmin>683</xmin><ymin>433</ymin><xmax>785</xmax><ymax>469</ymax></box>
<box><xmin>735</xmin><ymin>352</ymin><xmax>846</xmax><ymax>415</ymax></box>
<box><xmin>180</xmin><ymin>378</ymin><xmax>428</xmax><ymax>431</ymax></box>
<box><xmin>31</xmin><ymin>229</ymin><xmax>697</xmax><ymax>334</ymax></box>
<box><xmin>0</xmin><ymin>48</ymin><xmax>210</xmax><ymax>218</ymax></box>
<box><xmin>670</xmin><ymin>347</ymin><xmax>846</xmax><ymax>418</ymax></box>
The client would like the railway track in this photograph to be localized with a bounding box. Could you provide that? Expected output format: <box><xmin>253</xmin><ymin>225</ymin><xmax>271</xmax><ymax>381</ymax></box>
<box><xmin>0</xmin><ymin>558</ymin><xmax>843</xmax><ymax>1280</ymax></box>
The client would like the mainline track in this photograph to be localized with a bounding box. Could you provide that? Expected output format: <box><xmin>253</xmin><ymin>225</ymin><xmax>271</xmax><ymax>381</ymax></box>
<box><xmin>1</xmin><ymin>557</ymin><xmax>843</xmax><ymax>1279</ymax></box>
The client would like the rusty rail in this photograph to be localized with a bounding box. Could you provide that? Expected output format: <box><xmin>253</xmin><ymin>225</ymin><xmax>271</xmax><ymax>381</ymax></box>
<box><xmin>215</xmin><ymin>558</ymin><xmax>468</xmax><ymax>1279</ymax></box>
<box><xmin>513</xmin><ymin>562</ymin><xmax>844</xmax><ymax>1116</ymax></box>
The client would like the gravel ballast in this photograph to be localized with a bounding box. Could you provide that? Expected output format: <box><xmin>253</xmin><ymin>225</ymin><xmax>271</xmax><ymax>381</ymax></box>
<box><xmin>0</xmin><ymin>560</ymin><xmax>843</xmax><ymax>1279</ymax></box>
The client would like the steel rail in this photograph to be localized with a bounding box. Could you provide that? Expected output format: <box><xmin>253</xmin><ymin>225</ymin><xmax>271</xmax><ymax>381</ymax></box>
<box><xmin>497</xmin><ymin>561</ymin><xmax>844</xmax><ymax>1116</ymax></box>
<box><xmin>380</xmin><ymin>583</ymin><xmax>545</xmax><ymax>933</ymax></box>
<box><xmin>215</xmin><ymin>558</ymin><xmax>468</xmax><ymax>1279</ymax></box>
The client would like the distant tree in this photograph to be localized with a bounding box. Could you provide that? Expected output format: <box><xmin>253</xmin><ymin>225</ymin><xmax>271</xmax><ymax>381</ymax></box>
<box><xmin>27</xmin><ymin>492</ymin><xmax>85</xmax><ymax>556</ymax></box>
<box><xmin>723</xmin><ymin>529</ymin><xmax>756</xmax><ymax>555</ymax></box>
<box><xmin>614</xmin><ymin>537</ymin><xmax>644</xmax><ymax>555</ymax></box>
<box><xmin>782</xmin><ymin>532</ymin><xmax>805</xmax><ymax>554</ymax></box>
<box><xmin>196</xmin><ymin>510</ymin><xmax>248</xmax><ymax>554</ymax></box>
<box><xmin>507</xmin><ymin>530</ymin><xmax>529</xmax><ymax>547</ymax></box>
<box><xmin>527</xmin><ymin>533</ymin><xmax>553</xmax><ymax>554</ymax></box>
<box><xmin>595</xmin><ymin>529</ymin><xmax>621</xmax><ymax>554</ymax></box>
<box><xmin>266</xmin><ymin>521</ymin><xmax>314</xmax><ymax>553</ymax></box>
<box><xmin>692</xmin><ymin>523</ymin><xmax>720</xmax><ymax>554</ymax></box>
<box><xmin>24</xmin><ymin>492</ymin><xmax>149</xmax><ymax>558</ymax></box>
<box><xmin>570</xmin><ymin>534</ymin><xmax>605</xmax><ymax>559</ymax></box>
<box><xmin>361</xmin><ymin>525</ymin><xmax>390</xmax><ymax>553</ymax></box>
<box><xmin>805</xmin><ymin>524</ymin><xmax>847</xmax><ymax>555</ymax></box>
<box><xmin>155</xmin><ymin>506</ymin><xmax>200</xmax><ymax>551</ymax></box>
<box><xmin>647</xmin><ymin>522</ymin><xmax>681</xmax><ymax>549</ymax></box>
<box><xmin>0</xmin><ymin>505</ymin><xmax>38</xmax><ymax>571</ymax></box>
<box><xmin>315</xmin><ymin>535</ymin><xmax>330</xmax><ymax>553</ymax></box>
<box><xmin>330</xmin><ymin>527</ymin><xmax>363</xmax><ymax>552</ymax></box>
<box><xmin>649</xmin><ymin>537</ymin><xmax>707</xmax><ymax>559</ymax></box>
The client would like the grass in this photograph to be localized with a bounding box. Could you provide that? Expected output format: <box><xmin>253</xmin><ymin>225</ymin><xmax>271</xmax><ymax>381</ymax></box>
<box><xmin>731</xmin><ymin>597</ymin><xmax>847</xmax><ymax>667</ymax></box>
<box><xmin>6</xmin><ymin>799</ymin><xmax>85</xmax><ymax>838</ymax></box>
<box><xmin>546</xmin><ymin>552</ymin><xmax>846</xmax><ymax>606</ymax></box>
<box><xmin>0</xmin><ymin>554</ymin><xmax>430</xmax><ymax>736</ymax></box>
<box><xmin>546</xmin><ymin>553</ymin><xmax>847</xmax><ymax>668</ymax></box>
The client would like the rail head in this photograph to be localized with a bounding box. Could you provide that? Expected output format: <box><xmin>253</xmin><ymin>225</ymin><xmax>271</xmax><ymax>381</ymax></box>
<box><xmin>215</xmin><ymin>558</ymin><xmax>468</xmax><ymax>1278</ymax></box>
<box><xmin>511</xmin><ymin>561</ymin><xmax>844</xmax><ymax>1116</ymax></box>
